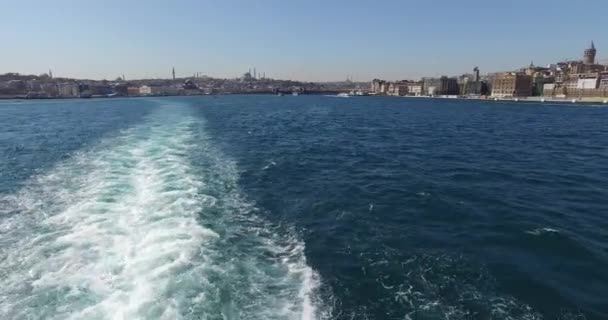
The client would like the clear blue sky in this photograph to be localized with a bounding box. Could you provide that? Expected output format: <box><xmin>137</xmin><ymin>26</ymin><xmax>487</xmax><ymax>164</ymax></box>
<box><xmin>2</xmin><ymin>0</ymin><xmax>606</xmax><ymax>81</ymax></box>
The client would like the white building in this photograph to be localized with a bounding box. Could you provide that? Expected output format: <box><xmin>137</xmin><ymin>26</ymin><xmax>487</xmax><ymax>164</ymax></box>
<box><xmin>543</xmin><ymin>83</ymin><xmax>556</xmax><ymax>92</ymax></box>
<box><xmin>139</xmin><ymin>85</ymin><xmax>152</xmax><ymax>95</ymax></box>
<box><xmin>139</xmin><ymin>85</ymin><xmax>177</xmax><ymax>96</ymax></box>
<box><xmin>407</xmin><ymin>83</ymin><xmax>423</xmax><ymax>96</ymax></box>
<box><xmin>577</xmin><ymin>77</ymin><xmax>599</xmax><ymax>89</ymax></box>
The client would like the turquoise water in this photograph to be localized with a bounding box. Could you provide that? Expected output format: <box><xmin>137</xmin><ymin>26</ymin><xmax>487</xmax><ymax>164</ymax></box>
<box><xmin>0</xmin><ymin>96</ymin><xmax>607</xmax><ymax>319</ymax></box>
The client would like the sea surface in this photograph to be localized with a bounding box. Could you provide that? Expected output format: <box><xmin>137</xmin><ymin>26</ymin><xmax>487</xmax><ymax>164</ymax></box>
<box><xmin>0</xmin><ymin>96</ymin><xmax>607</xmax><ymax>320</ymax></box>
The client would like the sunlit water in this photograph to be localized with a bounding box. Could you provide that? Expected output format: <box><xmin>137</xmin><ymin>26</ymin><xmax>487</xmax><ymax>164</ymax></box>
<box><xmin>1</xmin><ymin>96</ymin><xmax>607</xmax><ymax>319</ymax></box>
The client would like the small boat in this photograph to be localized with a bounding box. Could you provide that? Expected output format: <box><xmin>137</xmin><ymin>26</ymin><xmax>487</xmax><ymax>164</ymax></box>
<box><xmin>292</xmin><ymin>92</ymin><xmax>299</xmax><ymax>96</ymax></box>
<box><xmin>336</xmin><ymin>93</ymin><xmax>349</xmax><ymax>98</ymax></box>
<box><xmin>277</xmin><ymin>92</ymin><xmax>284</xmax><ymax>96</ymax></box>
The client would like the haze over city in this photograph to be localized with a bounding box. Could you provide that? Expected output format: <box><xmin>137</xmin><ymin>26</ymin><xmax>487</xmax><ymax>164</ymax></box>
<box><xmin>2</xmin><ymin>0</ymin><xmax>606</xmax><ymax>81</ymax></box>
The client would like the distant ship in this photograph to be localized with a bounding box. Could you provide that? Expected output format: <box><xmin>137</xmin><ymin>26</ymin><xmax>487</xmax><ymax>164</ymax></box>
<box><xmin>347</xmin><ymin>90</ymin><xmax>368</xmax><ymax>96</ymax></box>
<box><xmin>292</xmin><ymin>92</ymin><xmax>299</xmax><ymax>96</ymax></box>
<box><xmin>336</xmin><ymin>93</ymin><xmax>349</xmax><ymax>98</ymax></box>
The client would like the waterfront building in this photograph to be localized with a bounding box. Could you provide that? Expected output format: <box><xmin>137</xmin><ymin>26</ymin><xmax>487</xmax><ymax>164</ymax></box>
<box><xmin>491</xmin><ymin>72</ymin><xmax>533</xmax><ymax>98</ymax></box>
<box><xmin>440</xmin><ymin>76</ymin><xmax>459</xmax><ymax>95</ymax></box>
<box><xmin>407</xmin><ymin>82</ymin><xmax>423</xmax><ymax>96</ymax></box>
<box><xmin>58</xmin><ymin>83</ymin><xmax>79</xmax><ymax>97</ymax></box>
<box><xmin>0</xmin><ymin>80</ymin><xmax>26</xmax><ymax>96</ymax></box>
<box><xmin>564</xmin><ymin>78</ymin><xmax>579</xmax><ymax>91</ymax></box>
<box><xmin>112</xmin><ymin>84</ymin><xmax>129</xmax><ymax>96</ymax></box>
<box><xmin>387</xmin><ymin>82</ymin><xmax>409</xmax><ymax>96</ymax></box>
<box><xmin>371</xmin><ymin>79</ymin><xmax>384</xmax><ymax>93</ymax></box>
<box><xmin>379</xmin><ymin>81</ymin><xmax>390</xmax><ymax>94</ymax></box>
<box><xmin>423</xmin><ymin>78</ymin><xmax>439</xmax><ymax>95</ymax></box>
<box><xmin>600</xmin><ymin>73</ymin><xmax>608</xmax><ymax>89</ymax></box>
<box><xmin>161</xmin><ymin>85</ymin><xmax>179</xmax><ymax>95</ymax></box>
<box><xmin>139</xmin><ymin>84</ymin><xmax>179</xmax><ymax>96</ymax></box>
<box><xmin>78</xmin><ymin>84</ymin><xmax>91</xmax><ymax>98</ymax></box>
<box><xmin>90</xmin><ymin>84</ymin><xmax>113</xmax><ymax>96</ymax></box>
<box><xmin>458</xmin><ymin>67</ymin><xmax>483</xmax><ymax>96</ymax></box>
<box><xmin>458</xmin><ymin>75</ymin><xmax>479</xmax><ymax>96</ymax></box>
<box><xmin>139</xmin><ymin>85</ymin><xmax>152</xmax><ymax>95</ymax></box>
<box><xmin>532</xmin><ymin>76</ymin><xmax>555</xmax><ymax>96</ymax></box>
<box><xmin>575</xmin><ymin>73</ymin><xmax>600</xmax><ymax>89</ymax></box>
<box><xmin>422</xmin><ymin>77</ymin><xmax>458</xmax><ymax>96</ymax></box>
<box><xmin>543</xmin><ymin>83</ymin><xmax>557</xmax><ymax>96</ymax></box>
<box><xmin>127</xmin><ymin>86</ymin><xmax>140</xmax><ymax>96</ymax></box>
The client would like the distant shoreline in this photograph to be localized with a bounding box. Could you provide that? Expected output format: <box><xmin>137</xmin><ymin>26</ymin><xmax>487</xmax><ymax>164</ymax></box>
<box><xmin>385</xmin><ymin>94</ymin><xmax>608</xmax><ymax>105</ymax></box>
<box><xmin>2</xmin><ymin>93</ymin><xmax>607</xmax><ymax>106</ymax></box>
<box><xmin>0</xmin><ymin>91</ymin><xmax>345</xmax><ymax>100</ymax></box>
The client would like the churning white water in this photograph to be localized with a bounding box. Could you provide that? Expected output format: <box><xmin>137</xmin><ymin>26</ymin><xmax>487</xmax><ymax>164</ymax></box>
<box><xmin>0</xmin><ymin>103</ymin><xmax>326</xmax><ymax>320</ymax></box>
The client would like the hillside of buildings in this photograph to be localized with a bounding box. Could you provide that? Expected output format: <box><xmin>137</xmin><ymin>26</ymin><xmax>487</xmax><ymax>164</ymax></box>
<box><xmin>0</xmin><ymin>71</ymin><xmax>365</xmax><ymax>99</ymax></box>
<box><xmin>371</xmin><ymin>42</ymin><xmax>608</xmax><ymax>100</ymax></box>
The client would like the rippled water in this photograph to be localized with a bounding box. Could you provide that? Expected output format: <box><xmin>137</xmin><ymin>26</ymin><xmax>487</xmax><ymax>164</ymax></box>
<box><xmin>0</xmin><ymin>96</ymin><xmax>607</xmax><ymax>319</ymax></box>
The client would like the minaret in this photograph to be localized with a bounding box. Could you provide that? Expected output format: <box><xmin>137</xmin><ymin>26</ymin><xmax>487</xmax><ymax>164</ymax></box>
<box><xmin>584</xmin><ymin>41</ymin><xmax>597</xmax><ymax>64</ymax></box>
<box><xmin>473</xmin><ymin>66</ymin><xmax>480</xmax><ymax>94</ymax></box>
<box><xmin>172</xmin><ymin>67</ymin><xmax>176</xmax><ymax>80</ymax></box>
<box><xmin>49</xmin><ymin>69</ymin><xmax>53</xmax><ymax>78</ymax></box>
<box><xmin>254</xmin><ymin>67</ymin><xmax>257</xmax><ymax>79</ymax></box>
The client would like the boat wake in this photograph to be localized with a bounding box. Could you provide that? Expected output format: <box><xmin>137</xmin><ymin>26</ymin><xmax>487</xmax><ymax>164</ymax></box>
<box><xmin>0</xmin><ymin>102</ymin><xmax>328</xmax><ymax>320</ymax></box>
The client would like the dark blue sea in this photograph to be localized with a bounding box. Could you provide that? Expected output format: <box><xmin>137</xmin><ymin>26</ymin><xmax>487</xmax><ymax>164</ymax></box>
<box><xmin>0</xmin><ymin>96</ymin><xmax>607</xmax><ymax>320</ymax></box>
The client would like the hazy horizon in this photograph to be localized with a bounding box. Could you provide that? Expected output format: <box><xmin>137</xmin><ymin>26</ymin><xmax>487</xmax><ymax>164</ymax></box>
<box><xmin>2</xmin><ymin>0</ymin><xmax>606</xmax><ymax>82</ymax></box>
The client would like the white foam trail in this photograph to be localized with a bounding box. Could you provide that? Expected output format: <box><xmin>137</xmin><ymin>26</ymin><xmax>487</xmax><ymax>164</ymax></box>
<box><xmin>0</xmin><ymin>102</ymin><xmax>327</xmax><ymax>320</ymax></box>
<box><xmin>0</xmin><ymin>105</ymin><xmax>215</xmax><ymax>319</ymax></box>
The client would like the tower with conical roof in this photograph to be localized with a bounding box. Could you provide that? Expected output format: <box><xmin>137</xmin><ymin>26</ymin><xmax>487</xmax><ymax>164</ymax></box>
<box><xmin>584</xmin><ymin>41</ymin><xmax>596</xmax><ymax>64</ymax></box>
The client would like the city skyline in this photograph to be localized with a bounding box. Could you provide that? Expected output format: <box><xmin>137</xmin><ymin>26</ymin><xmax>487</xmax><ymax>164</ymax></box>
<box><xmin>2</xmin><ymin>0</ymin><xmax>607</xmax><ymax>81</ymax></box>
<box><xmin>2</xmin><ymin>39</ymin><xmax>608</xmax><ymax>101</ymax></box>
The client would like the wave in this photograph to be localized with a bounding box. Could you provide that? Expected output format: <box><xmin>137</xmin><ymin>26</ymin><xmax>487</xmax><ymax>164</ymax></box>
<box><xmin>525</xmin><ymin>227</ymin><xmax>560</xmax><ymax>236</ymax></box>
<box><xmin>403</xmin><ymin>255</ymin><xmax>543</xmax><ymax>320</ymax></box>
<box><xmin>0</xmin><ymin>102</ymin><xmax>328</xmax><ymax>319</ymax></box>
